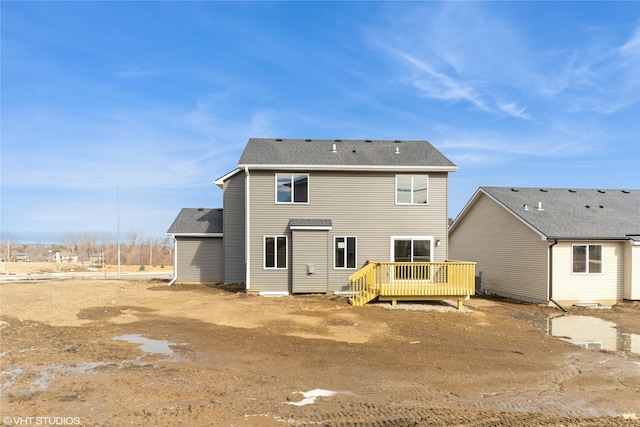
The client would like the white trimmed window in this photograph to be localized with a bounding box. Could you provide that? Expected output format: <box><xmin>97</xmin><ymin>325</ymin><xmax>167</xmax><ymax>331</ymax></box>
<box><xmin>334</xmin><ymin>236</ymin><xmax>357</xmax><ymax>269</ymax></box>
<box><xmin>396</xmin><ymin>175</ymin><xmax>428</xmax><ymax>204</ymax></box>
<box><xmin>572</xmin><ymin>244</ymin><xmax>602</xmax><ymax>274</ymax></box>
<box><xmin>276</xmin><ymin>174</ymin><xmax>309</xmax><ymax>203</ymax></box>
<box><xmin>264</xmin><ymin>236</ymin><xmax>287</xmax><ymax>269</ymax></box>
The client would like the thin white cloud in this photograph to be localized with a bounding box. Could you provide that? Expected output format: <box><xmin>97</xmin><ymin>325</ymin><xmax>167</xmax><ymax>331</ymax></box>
<box><xmin>498</xmin><ymin>102</ymin><xmax>530</xmax><ymax>120</ymax></box>
<box><xmin>116</xmin><ymin>65</ymin><xmax>157</xmax><ymax>79</ymax></box>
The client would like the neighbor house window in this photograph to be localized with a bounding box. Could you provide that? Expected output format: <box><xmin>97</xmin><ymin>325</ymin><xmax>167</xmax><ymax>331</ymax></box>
<box><xmin>264</xmin><ymin>236</ymin><xmax>287</xmax><ymax>269</ymax></box>
<box><xmin>334</xmin><ymin>237</ymin><xmax>357</xmax><ymax>269</ymax></box>
<box><xmin>396</xmin><ymin>175</ymin><xmax>428</xmax><ymax>204</ymax></box>
<box><xmin>572</xmin><ymin>244</ymin><xmax>602</xmax><ymax>274</ymax></box>
<box><xmin>276</xmin><ymin>174</ymin><xmax>309</xmax><ymax>203</ymax></box>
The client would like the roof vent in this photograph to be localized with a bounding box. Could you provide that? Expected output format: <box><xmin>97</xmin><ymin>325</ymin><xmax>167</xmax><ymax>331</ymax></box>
<box><xmin>305</xmin><ymin>139</ymin><xmax>312</xmax><ymax>141</ymax></box>
<box><xmin>394</xmin><ymin>140</ymin><xmax>401</xmax><ymax>143</ymax></box>
<box><xmin>598</xmin><ymin>190</ymin><xmax>606</xmax><ymax>193</ymax></box>
<box><xmin>511</xmin><ymin>188</ymin><xmax>519</xmax><ymax>192</ymax></box>
<box><xmin>331</xmin><ymin>143</ymin><xmax>337</xmax><ymax>153</ymax></box>
<box><xmin>523</xmin><ymin>204</ymin><xmax>529</xmax><ymax>211</ymax></box>
<box><xmin>536</xmin><ymin>202</ymin><xmax>544</xmax><ymax>211</ymax></box>
<box><xmin>568</xmin><ymin>189</ymin><xmax>577</xmax><ymax>193</ymax></box>
<box><xmin>540</xmin><ymin>188</ymin><xmax>547</xmax><ymax>192</ymax></box>
<box><xmin>197</xmin><ymin>208</ymin><xmax>204</xmax><ymax>211</ymax></box>
<box><xmin>335</xmin><ymin>139</ymin><xmax>342</xmax><ymax>142</ymax></box>
<box><xmin>275</xmin><ymin>138</ymin><xmax>282</xmax><ymax>141</ymax></box>
<box><xmin>365</xmin><ymin>139</ymin><xmax>372</xmax><ymax>143</ymax></box>
<box><xmin>599</xmin><ymin>205</ymin><xmax>604</xmax><ymax>209</ymax></box>
<box><xmin>352</xmin><ymin>149</ymin><xmax>356</xmax><ymax>153</ymax></box>
<box><xmin>394</xmin><ymin>146</ymin><xmax>400</xmax><ymax>155</ymax></box>
<box><xmin>585</xmin><ymin>205</ymin><xmax>591</xmax><ymax>209</ymax></box>
<box><xmin>622</xmin><ymin>190</ymin><xmax>630</xmax><ymax>194</ymax></box>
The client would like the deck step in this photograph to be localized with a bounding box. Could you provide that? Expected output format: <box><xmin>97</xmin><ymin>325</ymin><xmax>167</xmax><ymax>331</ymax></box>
<box><xmin>350</xmin><ymin>289</ymin><xmax>379</xmax><ymax>306</ymax></box>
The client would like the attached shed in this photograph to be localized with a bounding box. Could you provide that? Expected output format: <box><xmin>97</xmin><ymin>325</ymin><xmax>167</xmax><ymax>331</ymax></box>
<box><xmin>167</xmin><ymin>208</ymin><xmax>224</xmax><ymax>284</ymax></box>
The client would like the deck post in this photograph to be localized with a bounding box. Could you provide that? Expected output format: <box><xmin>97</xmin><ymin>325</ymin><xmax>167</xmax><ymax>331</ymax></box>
<box><xmin>457</xmin><ymin>299</ymin><xmax>464</xmax><ymax>310</ymax></box>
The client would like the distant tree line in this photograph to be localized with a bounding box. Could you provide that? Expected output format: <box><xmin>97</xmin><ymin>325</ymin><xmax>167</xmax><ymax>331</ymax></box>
<box><xmin>1</xmin><ymin>231</ymin><xmax>174</xmax><ymax>267</ymax></box>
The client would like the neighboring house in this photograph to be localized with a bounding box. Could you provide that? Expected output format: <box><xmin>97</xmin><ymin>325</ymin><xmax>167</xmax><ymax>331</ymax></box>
<box><xmin>10</xmin><ymin>252</ymin><xmax>29</xmax><ymax>262</ymax></box>
<box><xmin>54</xmin><ymin>251</ymin><xmax>79</xmax><ymax>264</ymax></box>
<box><xmin>168</xmin><ymin>138</ymin><xmax>459</xmax><ymax>295</ymax></box>
<box><xmin>88</xmin><ymin>253</ymin><xmax>104</xmax><ymax>265</ymax></box>
<box><xmin>449</xmin><ymin>187</ymin><xmax>640</xmax><ymax>306</ymax></box>
<box><xmin>167</xmin><ymin>208</ymin><xmax>224</xmax><ymax>284</ymax></box>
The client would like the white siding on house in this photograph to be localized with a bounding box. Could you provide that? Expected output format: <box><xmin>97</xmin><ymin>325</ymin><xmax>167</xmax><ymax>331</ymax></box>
<box><xmin>552</xmin><ymin>241</ymin><xmax>625</xmax><ymax>304</ymax></box>
<box><xmin>248</xmin><ymin>170</ymin><xmax>451</xmax><ymax>293</ymax></box>
<box><xmin>176</xmin><ymin>237</ymin><xmax>224</xmax><ymax>283</ymax></box>
<box><xmin>624</xmin><ymin>243</ymin><xmax>640</xmax><ymax>300</ymax></box>
<box><xmin>449</xmin><ymin>193</ymin><xmax>549</xmax><ymax>303</ymax></box>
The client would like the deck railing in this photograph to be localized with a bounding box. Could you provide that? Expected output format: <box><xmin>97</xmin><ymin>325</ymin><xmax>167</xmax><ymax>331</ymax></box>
<box><xmin>349</xmin><ymin>261</ymin><xmax>476</xmax><ymax>306</ymax></box>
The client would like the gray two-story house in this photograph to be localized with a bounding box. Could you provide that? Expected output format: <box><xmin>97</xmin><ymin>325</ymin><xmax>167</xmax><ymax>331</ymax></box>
<box><xmin>169</xmin><ymin>138</ymin><xmax>461</xmax><ymax>297</ymax></box>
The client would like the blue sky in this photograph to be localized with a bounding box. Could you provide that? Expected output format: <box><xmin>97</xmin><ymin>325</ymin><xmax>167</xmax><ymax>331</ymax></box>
<box><xmin>2</xmin><ymin>1</ymin><xmax>639</xmax><ymax>244</ymax></box>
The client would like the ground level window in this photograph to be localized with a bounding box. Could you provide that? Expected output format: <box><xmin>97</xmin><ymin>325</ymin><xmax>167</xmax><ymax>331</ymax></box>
<box><xmin>572</xmin><ymin>244</ymin><xmax>602</xmax><ymax>273</ymax></box>
<box><xmin>265</xmin><ymin>236</ymin><xmax>287</xmax><ymax>269</ymax></box>
<box><xmin>391</xmin><ymin>237</ymin><xmax>433</xmax><ymax>280</ymax></box>
<box><xmin>334</xmin><ymin>237</ymin><xmax>356</xmax><ymax>269</ymax></box>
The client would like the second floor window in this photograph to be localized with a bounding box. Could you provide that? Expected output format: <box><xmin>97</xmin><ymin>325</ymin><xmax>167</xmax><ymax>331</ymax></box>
<box><xmin>396</xmin><ymin>175</ymin><xmax>428</xmax><ymax>204</ymax></box>
<box><xmin>276</xmin><ymin>174</ymin><xmax>309</xmax><ymax>203</ymax></box>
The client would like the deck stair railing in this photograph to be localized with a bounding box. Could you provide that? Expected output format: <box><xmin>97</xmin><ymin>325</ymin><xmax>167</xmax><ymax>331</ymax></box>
<box><xmin>348</xmin><ymin>260</ymin><xmax>476</xmax><ymax>308</ymax></box>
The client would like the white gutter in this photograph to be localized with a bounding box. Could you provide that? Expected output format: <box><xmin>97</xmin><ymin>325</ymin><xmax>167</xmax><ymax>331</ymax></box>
<box><xmin>167</xmin><ymin>235</ymin><xmax>178</xmax><ymax>287</ymax></box>
<box><xmin>245</xmin><ymin>166</ymin><xmax>251</xmax><ymax>290</ymax></box>
<box><xmin>238</xmin><ymin>164</ymin><xmax>457</xmax><ymax>173</ymax></box>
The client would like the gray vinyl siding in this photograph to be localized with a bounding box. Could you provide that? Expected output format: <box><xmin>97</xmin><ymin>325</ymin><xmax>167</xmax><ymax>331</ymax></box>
<box><xmin>552</xmin><ymin>241</ymin><xmax>624</xmax><ymax>304</ymax></box>
<box><xmin>449</xmin><ymin>193</ymin><xmax>548</xmax><ymax>303</ymax></box>
<box><xmin>248</xmin><ymin>170</ymin><xmax>451</xmax><ymax>293</ymax></box>
<box><xmin>176</xmin><ymin>237</ymin><xmax>223</xmax><ymax>283</ymax></box>
<box><xmin>223</xmin><ymin>173</ymin><xmax>246</xmax><ymax>284</ymax></box>
<box><xmin>292</xmin><ymin>230</ymin><xmax>329</xmax><ymax>293</ymax></box>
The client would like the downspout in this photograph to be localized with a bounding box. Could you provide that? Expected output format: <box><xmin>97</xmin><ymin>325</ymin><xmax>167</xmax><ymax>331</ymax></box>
<box><xmin>548</xmin><ymin>239</ymin><xmax>567</xmax><ymax>312</ymax></box>
<box><xmin>167</xmin><ymin>235</ymin><xmax>178</xmax><ymax>287</ymax></box>
<box><xmin>244</xmin><ymin>166</ymin><xmax>251</xmax><ymax>290</ymax></box>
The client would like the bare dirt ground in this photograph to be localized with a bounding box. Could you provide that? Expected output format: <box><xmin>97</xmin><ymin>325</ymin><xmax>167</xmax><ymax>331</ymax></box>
<box><xmin>1</xmin><ymin>271</ymin><xmax>639</xmax><ymax>426</ymax></box>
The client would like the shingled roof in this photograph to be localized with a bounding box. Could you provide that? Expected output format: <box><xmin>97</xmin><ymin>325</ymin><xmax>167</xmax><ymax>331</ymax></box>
<box><xmin>237</xmin><ymin>138</ymin><xmax>457</xmax><ymax>170</ymax></box>
<box><xmin>467</xmin><ymin>187</ymin><xmax>640</xmax><ymax>240</ymax></box>
<box><xmin>167</xmin><ymin>208</ymin><xmax>223</xmax><ymax>235</ymax></box>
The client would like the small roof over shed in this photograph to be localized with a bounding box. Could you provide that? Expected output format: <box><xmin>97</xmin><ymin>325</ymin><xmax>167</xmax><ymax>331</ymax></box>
<box><xmin>167</xmin><ymin>208</ymin><xmax>223</xmax><ymax>236</ymax></box>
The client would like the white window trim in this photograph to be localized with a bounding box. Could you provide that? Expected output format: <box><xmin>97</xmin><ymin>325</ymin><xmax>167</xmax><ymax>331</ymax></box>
<box><xmin>333</xmin><ymin>236</ymin><xmax>357</xmax><ymax>270</ymax></box>
<box><xmin>263</xmin><ymin>235</ymin><xmax>288</xmax><ymax>270</ymax></box>
<box><xmin>571</xmin><ymin>243</ymin><xmax>603</xmax><ymax>275</ymax></box>
<box><xmin>275</xmin><ymin>173</ymin><xmax>310</xmax><ymax>204</ymax></box>
<box><xmin>395</xmin><ymin>175</ymin><xmax>429</xmax><ymax>205</ymax></box>
<box><xmin>390</xmin><ymin>236</ymin><xmax>435</xmax><ymax>262</ymax></box>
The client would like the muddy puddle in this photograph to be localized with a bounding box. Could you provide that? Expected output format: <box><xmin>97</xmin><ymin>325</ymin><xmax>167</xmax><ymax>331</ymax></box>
<box><xmin>1</xmin><ymin>334</ymin><xmax>181</xmax><ymax>395</ymax></box>
<box><xmin>516</xmin><ymin>313</ymin><xmax>640</xmax><ymax>354</ymax></box>
<box><xmin>114</xmin><ymin>334</ymin><xmax>175</xmax><ymax>356</ymax></box>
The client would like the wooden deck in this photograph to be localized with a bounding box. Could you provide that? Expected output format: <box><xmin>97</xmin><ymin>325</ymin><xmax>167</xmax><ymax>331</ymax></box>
<box><xmin>349</xmin><ymin>261</ymin><xmax>476</xmax><ymax>308</ymax></box>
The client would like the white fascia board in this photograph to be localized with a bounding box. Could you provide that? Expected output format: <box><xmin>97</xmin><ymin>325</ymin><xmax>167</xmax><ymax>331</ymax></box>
<box><xmin>167</xmin><ymin>233</ymin><xmax>223</xmax><ymax>237</ymax></box>
<box><xmin>290</xmin><ymin>226</ymin><xmax>333</xmax><ymax>231</ymax></box>
<box><xmin>238</xmin><ymin>164</ymin><xmax>458</xmax><ymax>173</ymax></box>
<box><xmin>214</xmin><ymin>168</ymin><xmax>242</xmax><ymax>188</ymax></box>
